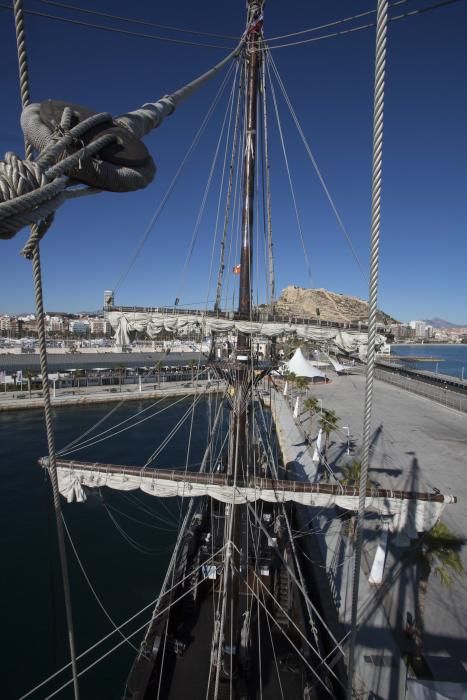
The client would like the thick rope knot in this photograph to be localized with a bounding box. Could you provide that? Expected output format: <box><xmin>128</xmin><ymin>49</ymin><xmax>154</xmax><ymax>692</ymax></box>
<box><xmin>22</xmin><ymin>101</ymin><xmax>156</xmax><ymax>191</ymax></box>
<box><xmin>1</xmin><ymin>36</ymin><xmax>243</xmax><ymax>242</ymax></box>
<box><xmin>0</xmin><ymin>100</ymin><xmax>156</xmax><ymax>240</ymax></box>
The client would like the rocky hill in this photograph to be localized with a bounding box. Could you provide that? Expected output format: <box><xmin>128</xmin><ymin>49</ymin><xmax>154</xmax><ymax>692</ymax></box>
<box><xmin>273</xmin><ymin>286</ymin><xmax>396</xmax><ymax>325</ymax></box>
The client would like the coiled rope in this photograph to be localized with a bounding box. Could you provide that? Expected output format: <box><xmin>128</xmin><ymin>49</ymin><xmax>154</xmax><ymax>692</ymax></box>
<box><xmin>346</xmin><ymin>2</ymin><xmax>389</xmax><ymax>697</ymax></box>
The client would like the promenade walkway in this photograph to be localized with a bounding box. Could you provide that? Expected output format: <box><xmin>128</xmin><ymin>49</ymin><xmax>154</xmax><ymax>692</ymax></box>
<box><xmin>270</xmin><ymin>376</ymin><xmax>467</xmax><ymax>699</ymax></box>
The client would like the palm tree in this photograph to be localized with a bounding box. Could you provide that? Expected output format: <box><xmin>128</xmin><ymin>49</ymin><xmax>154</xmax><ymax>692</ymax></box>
<box><xmin>319</xmin><ymin>409</ymin><xmax>339</xmax><ymax>460</ymax></box>
<box><xmin>283</xmin><ymin>371</ymin><xmax>296</xmax><ymax>400</ymax></box>
<box><xmin>24</xmin><ymin>368</ymin><xmax>34</xmax><ymax>399</ymax></box>
<box><xmin>283</xmin><ymin>371</ymin><xmax>296</xmax><ymax>384</ymax></box>
<box><xmin>189</xmin><ymin>359</ymin><xmax>197</xmax><ymax>387</ymax></box>
<box><xmin>74</xmin><ymin>368</ymin><xmax>85</xmax><ymax>392</ymax></box>
<box><xmin>340</xmin><ymin>459</ymin><xmax>378</xmax><ymax>488</ymax></box>
<box><xmin>411</xmin><ymin>521</ymin><xmax>465</xmax><ymax>666</ymax></box>
<box><xmin>338</xmin><ymin>461</ymin><xmax>377</xmax><ymax>539</ymax></box>
<box><xmin>153</xmin><ymin>361</ymin><xmax>162</xmax><ymax>388</ymax></box>
<box><xmin>295</xmin><ymin>376</ymin><xmax>308</xmax><ymax>392</ymax></box>
<box><xmin>304</xmin><ymin>396</ymin><xmax>319</xmax><ymax>423</ymax></box>
<box><xmin>114</xmin><ymin>364</ymin><xmax>125</xmax><ymax>392</ymax></box>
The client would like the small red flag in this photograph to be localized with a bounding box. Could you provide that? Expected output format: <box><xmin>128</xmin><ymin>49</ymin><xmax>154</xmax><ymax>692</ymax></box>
<box><xmin>233</xmin><ymin>264</ymin><xmax>241</xmax><ymax>275</ymax></box>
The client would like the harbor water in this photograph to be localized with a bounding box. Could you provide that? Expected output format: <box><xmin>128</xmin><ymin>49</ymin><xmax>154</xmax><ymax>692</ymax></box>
<box><xmin>390</xmin><ymin>343</ymin><xmax>467</xmax><ymax>379</ymax></box>
<box><xmin>1</xmin><ymin>396</ymin><xmax>225</xmax><ymax>699</ymax></box>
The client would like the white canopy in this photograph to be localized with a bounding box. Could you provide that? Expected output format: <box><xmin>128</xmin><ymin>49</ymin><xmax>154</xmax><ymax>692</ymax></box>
<box><xmin>285</xmin><ymin>347</ymin><xmax>326</xmax><ymax>379</ymax></box>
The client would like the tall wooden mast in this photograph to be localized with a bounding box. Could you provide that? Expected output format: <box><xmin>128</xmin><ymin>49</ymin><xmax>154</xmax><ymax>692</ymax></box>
<box><xmin>238</xmin><ymin>0</ymin><xmax>263</xmax><ymax>325</ymax></box>
<box><xmin>233</xmin><ymin>0</ymin><xmax>263</xmax><ymax>478</ymax></box>
<box><xmin>222</xmin><ymin>0</ymin><xmax>264</xmax><ymax>689</ymax></box>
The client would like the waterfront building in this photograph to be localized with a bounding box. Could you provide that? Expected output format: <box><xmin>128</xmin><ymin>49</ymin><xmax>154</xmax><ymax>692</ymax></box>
<box><xmin>409</xmin><ymin>320</ymin><xmax>427</xmax><ymax>338</ymax></box>
<box><xmin>45</xmin><ymin>315</ymin><xmax>66</xmax><ymax>333</ymax></box>
<box><xmin>389</xmin><ymin>323</ymin><xmax>414</xmax><ymax>340</ymax></box>
<box><xmin>0</xmin><ymin>315</ymin><xmax>21</xmax><ymax>335</ymax></box>
<box><xmin>0</xmin><ymin>315</ymin><xmax>11</xmax><ymax>331</ymax></box>
<box><xmin>69</xmin><ymin>320</ymin><xmax>90</xmax><ymax>334</ymax></box>
<box><xmin>90</xmin><ymin>319</ymin><xmax>110</xmax><ymax>336</ymax></box>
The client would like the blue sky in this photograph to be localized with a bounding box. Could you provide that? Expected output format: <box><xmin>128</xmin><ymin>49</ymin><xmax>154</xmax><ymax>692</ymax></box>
<box><xmin>0</xmin><ymin>0</ymin><xmax>466</xmax><ymax>323</ymax></box>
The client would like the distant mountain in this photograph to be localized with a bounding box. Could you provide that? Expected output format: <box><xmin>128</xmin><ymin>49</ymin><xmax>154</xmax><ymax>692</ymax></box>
<box><xmin>274</xmin><ymin>286</ymin><xmax>398</xmax><ymax>325</ymax></box>
<box><xmin>424</xmin><ymin>318</ymin><xmax>466</xmax><ymax>329</ymax></box>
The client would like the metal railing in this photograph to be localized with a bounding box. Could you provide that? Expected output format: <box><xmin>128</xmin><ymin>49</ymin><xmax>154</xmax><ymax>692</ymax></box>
<box><xmin>373</xmin><ymin>367</ymin><xmax>467</xmax><ymax>414</ymax></box>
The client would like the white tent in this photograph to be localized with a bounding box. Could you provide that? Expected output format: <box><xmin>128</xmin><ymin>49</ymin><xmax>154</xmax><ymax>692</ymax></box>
<box><xmin>285</xmin><ymin>347</ymin><xmax>326</xmax><ymax>380</ymax></box>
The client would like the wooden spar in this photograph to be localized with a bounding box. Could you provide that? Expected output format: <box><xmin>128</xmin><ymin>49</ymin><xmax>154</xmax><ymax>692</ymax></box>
<box><xmin>38</xmin><ymin>457</ymin><xmax>457</xmax><ymax>504</ymax></box>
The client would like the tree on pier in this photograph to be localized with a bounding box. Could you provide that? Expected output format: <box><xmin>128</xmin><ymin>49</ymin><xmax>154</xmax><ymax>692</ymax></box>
<box><xmin>189</xmin><ymin>359</ymin><xmax>197</xmax><ymax>387</ymax></box>
<box><xmin>24</xmin><ymin>368</ymin><xmax>35</xmax><ymax>398</ymax></box>
<box><xmin>153</xmin><ymin>361</ymin><xmax>163</xmax><ymax>388</ymax></box>
<box><xmin>412</xmin><ymin>521</ymin><xmax>465</xmax><ymax>668</ymax></box>
<box><xmin>114</xmin><ymin>364</ymin><xmax>125</xmax><ymax>392</ymax></box>
<box><xmin>319</xmin><ymin>408</ymin><xmax>339</xmax><ymax>459</ymax></box>
<box><xmin>304</xmin><ymin>396</ymin><xmax>320</xmax><ymax>424</ymax></box>
<box><xmin>295</xmin><ymin>376</ymin><xmax>308</xmax><ymax>392</ymax></box>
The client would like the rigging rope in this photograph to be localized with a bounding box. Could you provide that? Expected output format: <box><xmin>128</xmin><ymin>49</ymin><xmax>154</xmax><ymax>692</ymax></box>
<box><xmin>347</xmin><ymin>2</ymin><xmax>389</xmax><ymax>697</ymax></box>
<box><xmin>19</xmin><ymin>544</ymin><xmax>225</xmax><ymax>699</ymax></box>
<box><xmin>176</xmin><ymin>62</ymin><xmax>240</xmax><ymax>304</ymax></box>
<box><xmin>12</xmin><ymin>2</ymin><xmax>81</xmax><ymax>698</ymax></box>
<box><xmin>264</xmin><ymin>0</ymin><xmax>460</xmax><ymax>50</ymax></box>
<box><xmin>206</xmin><ymin>64</ymin><xmax>240</xmax><ymax>311</ymax></box>
<box><xmin>37</xmin><ymin>0</ymin><xmax>240</xmax><ymax>40</ymax></box>
<box><xmin>233</xmin><ymin>561</ymin><xmax>336</xmax><ymax>697</ymax></box>
<box><xmin>113</xmin><ymin>62</ymin><xmax>237</xmax><ymax>293</ymax></box>
<box><xmin>260</xmin><ymin>55</ymin><xmax>275</xmax><ymax>305</ymax></box>
<box><xmin>0</xmin><ymin>3</ymin><xmax>236</xmax><ymax>49</ymax></box>
<box><xmin>62</xmin><ymin>514</ymin><xmax>139</xmax><ymax>652</ymax></box>
<box><xmin>265</xmin><ymin>0</ymin><xmax>408</xmax><ymax>42</ymax></box>
<box><xmin>266</xmin><ymin>49</ymin><xmax>367</xmax><ymax>282</ymax></box>
<box><xmin>266</xmin><ymin>58</ymin><xmax>314</xmax><ymax>284</ymax></box>
<box><xmin>59</xmin><ymin>391</ymin><xmax>194</xmax><ymax>456</ymax></box>
<box><xmin>213</xmin><ymin>63</ymin><xmax>244</xmax><ymax>311</ymax></box>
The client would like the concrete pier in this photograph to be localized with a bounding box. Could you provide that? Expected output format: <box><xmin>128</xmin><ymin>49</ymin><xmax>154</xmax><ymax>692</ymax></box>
<box><xmin>270</xmin><ymin>373</ymin><xmax>467</xmax><ymax>698</ymax></box>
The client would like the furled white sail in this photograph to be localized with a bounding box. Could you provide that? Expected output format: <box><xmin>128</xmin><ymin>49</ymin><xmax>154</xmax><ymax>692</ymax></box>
<box><xmin>56</xmin><ymin>466</ymin><xmax>452</xmax><ymax>539</ymax></box>
<box><xmin>105</xmin><ymin>310</ymin><xmax>384</xmax><ymax>356</ymax></box>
